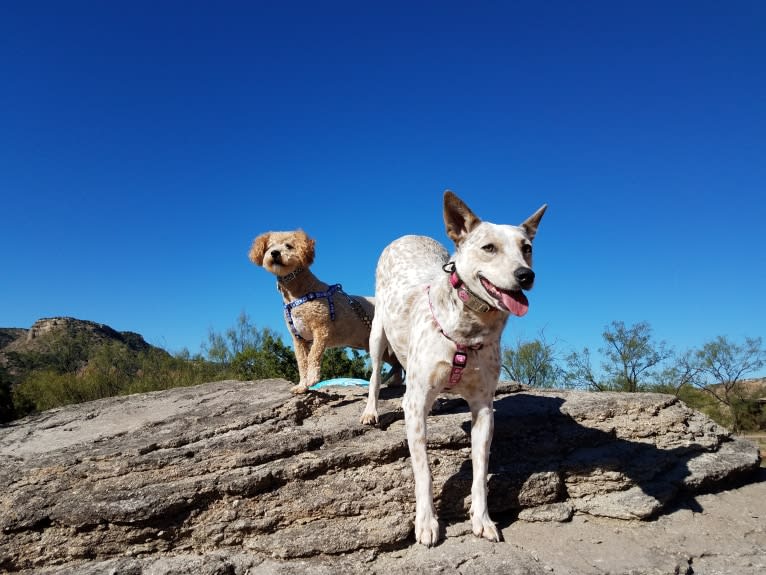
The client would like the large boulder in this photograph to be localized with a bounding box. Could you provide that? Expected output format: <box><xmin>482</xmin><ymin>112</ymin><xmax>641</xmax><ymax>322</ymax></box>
<box><xmin>0</xmin><ymin>379</ymin><xmax>760</xmax><ymax>574</ymax></box>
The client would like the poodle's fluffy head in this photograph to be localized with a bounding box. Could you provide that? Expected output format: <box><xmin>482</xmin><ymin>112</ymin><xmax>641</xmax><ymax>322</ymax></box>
<box><xmin>248</xmin><ymin>230</ymin><xmax>316</xmax><ymax>276</ymax></box>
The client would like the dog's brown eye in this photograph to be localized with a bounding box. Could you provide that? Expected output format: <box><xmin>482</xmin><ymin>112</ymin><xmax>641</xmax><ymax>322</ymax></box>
<box><xmin>482</xmin><ymin>244</ymin><xmax>496</xmax><ymax>254</ymax></box>
<box><xmin>285</xmin><ymin>243</ymin><xmax>294</xmax><ymax>250</ymax></box>
<box><xmin>522</xmin><ymin>244</ymin><xmax>532</xmax><ymax>256</ymax></box>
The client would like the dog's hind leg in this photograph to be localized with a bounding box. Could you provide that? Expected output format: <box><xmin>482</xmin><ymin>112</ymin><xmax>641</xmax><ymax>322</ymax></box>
<box><xmin>383</xmin><ymin>351</ymin><xmax>404</xmax><ymax>387</ymax></box>
<box><xmin>360</xmin><ymin>312</ymin><xmax>387</xmax><ymax>425</ymax></box>
<box><xmin>403</xmin><ymin>379</ymin><xmax>441</xmax><ymax>546</ymax></box>
<box><xmin>467</xmin><ymin>395</ymin><xmax>500</xmax><ymax>542</ymax></box>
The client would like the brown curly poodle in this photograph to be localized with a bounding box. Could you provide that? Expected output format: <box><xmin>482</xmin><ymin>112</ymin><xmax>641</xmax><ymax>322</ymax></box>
<box><xmin>249</xmin><ymin>229</ymin><xmax>401</xmax><ymax>394</ymax></box>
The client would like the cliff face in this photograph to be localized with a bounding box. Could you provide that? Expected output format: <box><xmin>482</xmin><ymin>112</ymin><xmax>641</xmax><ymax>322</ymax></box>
<box><xmin>0</xmin><ymin>379</ymin><xmax>762</xmax><ymax>574</ymax></box>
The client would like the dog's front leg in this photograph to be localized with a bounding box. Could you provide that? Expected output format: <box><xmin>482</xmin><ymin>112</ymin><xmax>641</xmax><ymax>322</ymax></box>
<box><xmin>291</xmin><ymin>338</ymin><xmax>312</xmax><ymax>394</ymax></box>
<box><xmin>303</xmin><ymin>335</ymin><xmax>327</xmax><ymax>390</ymax></box>
<box><xmin>403</xmin><ymin>383</ymin><xmax>440</xmax><ymax>546</ymax></box>
<box><xmin>468</xmin><ymin>398</ymin><xmax>500</xmax><ymax>542</ymax></box>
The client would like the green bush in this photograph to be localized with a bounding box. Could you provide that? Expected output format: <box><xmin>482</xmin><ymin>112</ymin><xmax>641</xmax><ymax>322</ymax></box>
<box><xmin>14</xmin><ymin>370</ymin><xmax>98</xmax><ymax>413</ymax></box>
<box><xmin>229</xmin><ymin>333</ymin><xmax>299</xmax><ymax>382</ymax></box>
<box><xmin>123</xmin><ymin>350</ymin><xmax>226</xmax><ymax>395</ymax></box>
<box><xmin>0</xmin><ymin>366</ymin><xmax>16</xmax><ymax>423</ymax></box>
<box><xmin>321</xmin><ymin>347</ymin><xmax>371</xmax><ymax>381</ymax></box>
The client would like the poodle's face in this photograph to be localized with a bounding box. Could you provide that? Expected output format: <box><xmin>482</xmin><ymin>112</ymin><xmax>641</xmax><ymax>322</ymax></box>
<box><xmin>249</xmin><ymin>230</ymin><xmax>316</xmax><ymax>276</ymax></box>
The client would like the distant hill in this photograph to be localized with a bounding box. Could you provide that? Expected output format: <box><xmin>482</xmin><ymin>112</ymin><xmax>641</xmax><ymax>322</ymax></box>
<box><xmin>739</xmin><ymin>377</ymin><xmax>766</xmax><ymax>394</ymax></box>
<box><xmin>0</xmin><ymin>317</ymin><xmax>168</xmax><ymax>382</ymax></box>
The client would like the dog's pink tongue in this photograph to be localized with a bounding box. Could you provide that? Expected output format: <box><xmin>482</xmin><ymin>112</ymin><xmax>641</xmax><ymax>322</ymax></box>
<box><xmin>502</xmin><ymin>291</ymin><xmax>529</xmax><ymax>317</ymax></box>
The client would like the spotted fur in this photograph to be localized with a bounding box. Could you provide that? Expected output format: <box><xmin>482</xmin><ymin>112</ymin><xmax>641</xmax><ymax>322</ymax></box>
<box><xmin>360</xmin><ymin>191</ymin><xmax>546</xmax><ymax>545</ymax></box>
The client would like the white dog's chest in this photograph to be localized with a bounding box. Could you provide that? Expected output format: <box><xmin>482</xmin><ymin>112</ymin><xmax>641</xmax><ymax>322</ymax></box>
<box><xmin>439</xmin><ymin>346</ymin><xmax>499</xmax><ymax>392</ymax></box>
<box><xmin>405</xmin><ymin>326</ymin><xmax>500</xmax><ymax>393</ymax></box>
<box><xmin>289</xmin><ymin>313</ymin><xmax>314</xmax><ymax>341</ymax></box>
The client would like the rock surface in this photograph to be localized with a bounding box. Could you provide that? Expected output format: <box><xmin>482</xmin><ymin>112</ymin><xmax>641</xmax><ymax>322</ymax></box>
<box><xmin>0</xmin><ymin>379</ymin><xmax>762</xmax><ymax>574</ymax></box>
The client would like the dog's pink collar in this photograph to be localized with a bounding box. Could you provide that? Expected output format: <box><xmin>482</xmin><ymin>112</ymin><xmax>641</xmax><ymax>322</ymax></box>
<box><xmin>426</xmin><ymin>285</ymin><xmax>483</xmax><ymax>388</ymax></box>
<box><xmin>442</xmin><ymin>262</ymin><xmax>493</xmax><ymax>314</ymax></box>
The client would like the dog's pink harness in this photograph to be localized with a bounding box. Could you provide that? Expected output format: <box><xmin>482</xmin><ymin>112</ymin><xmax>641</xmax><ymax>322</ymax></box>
<box><xmin>426</xmin><ymin>285</ymin><xmax>483</xmax><ymax>388</ymax></box>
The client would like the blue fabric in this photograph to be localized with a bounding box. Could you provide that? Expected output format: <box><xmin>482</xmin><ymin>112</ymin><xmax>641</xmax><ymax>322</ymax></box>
<box><xmin>310</xmin><ymin>378</ymin><xmax>370</xmax><ymax>390</ymax></box>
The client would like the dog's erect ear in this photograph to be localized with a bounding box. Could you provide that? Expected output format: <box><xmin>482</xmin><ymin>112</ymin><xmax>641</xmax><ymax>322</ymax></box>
<box><xmin>248</xmin><ymin>233</ymin><xmax>270</xmax><ymax>266</ymax></box>
<box><xmin>444</xmin><ymin>190</ymin><xmax>482</xmax><ymax>245</ymax></box>
<box><xmin>521</xmin><ymin>204</ymin><xmax>547</xmax><ymax>241</ymax></box>
<box><xmin>295</xmin><ymin>229</ymin><xmax>316</xmax><ymax>267</ymax></box>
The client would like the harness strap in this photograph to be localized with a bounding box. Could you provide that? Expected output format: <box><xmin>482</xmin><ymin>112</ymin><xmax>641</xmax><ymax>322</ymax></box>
<box><xmin>284</xmin><ymin>284</ymin><xmax>341</xmax><ymax>340</ymax></box>
<box><xmin>345</xmin><ymin>294</ymin><xmax>373</xmax><ymax>330</ymax></box>
<box><xmin>449</xmin><ymin>344</ymin><xmax>469</xmax><ymax>387</ymax></box>
<box><xmin>426</xmin><ymin>285</ymin><xmax>483</xmax><ymax>388</ymax></box>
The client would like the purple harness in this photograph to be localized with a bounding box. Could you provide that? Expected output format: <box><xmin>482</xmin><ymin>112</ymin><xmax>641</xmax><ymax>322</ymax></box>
<box><xmin>284</xmin><ymin>284</ymin><xmax>341</xmax><ymax>341</ymax></box>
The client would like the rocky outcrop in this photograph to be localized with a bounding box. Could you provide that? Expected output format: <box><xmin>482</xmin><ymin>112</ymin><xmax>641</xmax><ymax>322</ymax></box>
<box><xmin>3</xmin><ymin>317</ymin><xmax>156</xmax><ymax>354</ymax></box>
<box><xmin>0</xmin><ymin>317</ymin><xmax>167</xmax><ymax>379</ymax></box>
<box><xmin>0</xmin><ymin>379</ymin><xmax>761</xmax><ymax>574</ymax></box>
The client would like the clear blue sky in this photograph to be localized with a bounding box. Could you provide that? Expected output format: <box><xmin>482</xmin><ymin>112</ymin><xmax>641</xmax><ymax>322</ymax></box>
<box><xmin>2</xmin><ymin>1</ymin><xmax>764</xmax><ymax>367</ymax></box>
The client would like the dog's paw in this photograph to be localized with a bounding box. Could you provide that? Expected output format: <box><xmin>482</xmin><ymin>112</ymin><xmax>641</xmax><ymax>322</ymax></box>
<box><xmin>471</xmin><ymin>513</ymin><xmax>500</xmax><ymax>542</ymax></box>
<box><xmin>359</xmin><ymin>410</ymin><xmax>378</xmax><ymax>425</ymax></box>
<box><xmin>414</xmin><ymin>513</ymin><xmax>440</xmax><ymax>546</ymax></box>
<box><xmin>290</xmin><ymin>384</ymin><xmax>309</xmax><ymax>395</ymax></box>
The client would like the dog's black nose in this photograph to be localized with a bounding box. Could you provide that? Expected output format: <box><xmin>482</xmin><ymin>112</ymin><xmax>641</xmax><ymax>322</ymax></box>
<box><xmin>514</xmin><ymin>267</ymin><xmax>535</xmax><ymax>289</ymax></box>
<box><xmin>270</xmin><ymin>249</ymin><xmax>282</xmax><ymax>264</ymax></box>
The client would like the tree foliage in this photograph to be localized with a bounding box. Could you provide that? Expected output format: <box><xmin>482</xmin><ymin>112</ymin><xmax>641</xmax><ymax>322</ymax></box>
<box><xmin>4</xmin><ymin>311</ymin><xmax>763</xmax><ymax>432</ymax></box>
<box><xmin>686</xmin><ymin>336</ymin><xmax>765</xmax><ymax>432</ymax></box>
<box><xmin>203</xmin><ymin>311</ymin><xmax>373</xmax><ymax>383</ymax></box>
<box><xmin>566</xmin><ymin>321</ymin><xmax>672</xmax><ymax>392</ymax></box>
<box><xmin>0</xmin><ymin>366</ymin><xmax>14</xmax><ymax>423</ymax></box>
<box><xmin>563</xmin><ymin>346</ymin><xmax>599</xmax><ymax>391</ymax></box>
<box><xmin>320</xmin><ymin>347</ymin><xmax>371</xmax><ymax>381</ymax></box>
<box><xmin>203</xmin><ymin>311</ymin><xmax>299</xmax><ymax>381</ymax></box>
<box><xmin>501</xmin><ymin>335</ymin><xmax>564</xmax><ymax>388</ymax></box>
<box><xmin>11</xmin><ymin>348</ymin><xmax>224</xmax><ymax>416</ymax></box>
<box><xmin>229</xmin><ymin>333</ymin><xmax>299</xmax><ymax>382</ymax></box>
<box><xmin>656</xmin><ymin>349</ymin><xmax>700</xmax><ymax>397</ymax></box>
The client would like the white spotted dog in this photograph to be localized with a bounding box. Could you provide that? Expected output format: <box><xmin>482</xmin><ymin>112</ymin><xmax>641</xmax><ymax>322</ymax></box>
<box><xmin>360</xmin><ymin>191</ymin><xmax>546</xmax><ymax>546</ymax></box>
